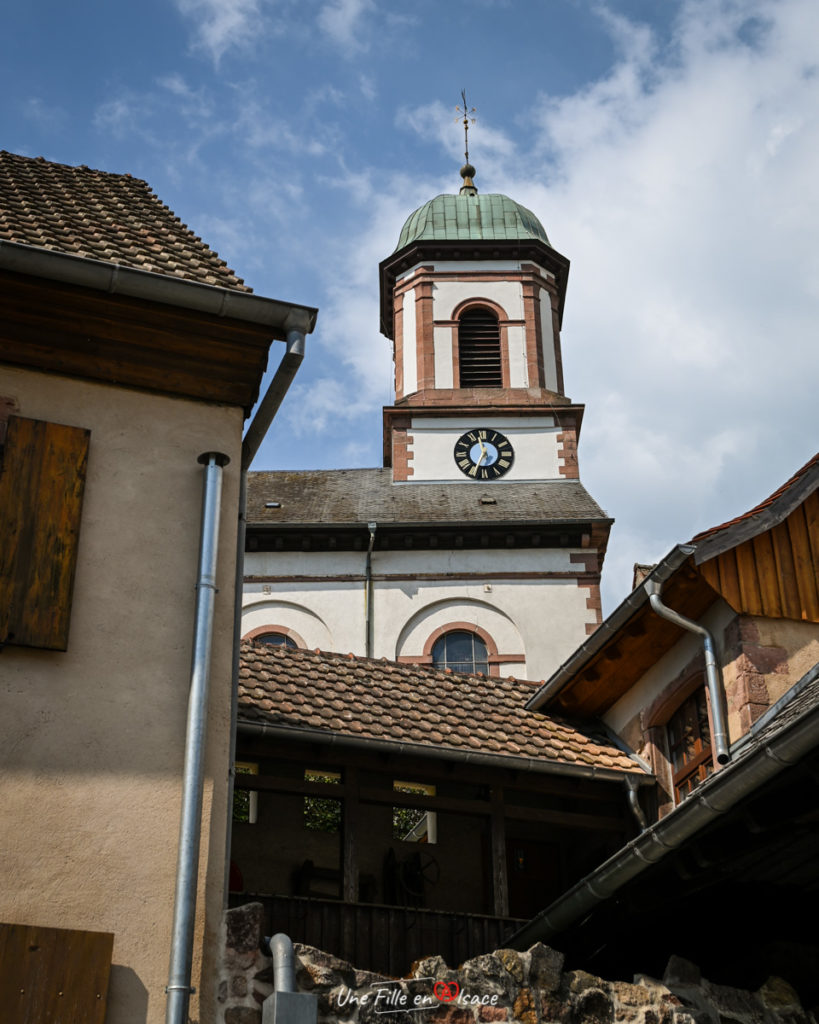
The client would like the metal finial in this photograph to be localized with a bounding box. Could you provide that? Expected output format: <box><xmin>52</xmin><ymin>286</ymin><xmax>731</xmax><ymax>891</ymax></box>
<box><xmin>454</xmin><ymin>89</ymin><xmax>477</xmax><ymax>195</ymax></box>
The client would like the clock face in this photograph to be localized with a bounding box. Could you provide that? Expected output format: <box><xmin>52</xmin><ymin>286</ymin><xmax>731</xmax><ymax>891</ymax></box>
<box><xmin>454</xmin><ymin>429</ymin><xmax>515</xmax><ymax>480</ymax></box>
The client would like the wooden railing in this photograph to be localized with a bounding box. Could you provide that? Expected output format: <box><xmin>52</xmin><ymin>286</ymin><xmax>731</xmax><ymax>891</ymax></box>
<box><xmin>230</xmin><ymin>894</ymin><xmax>527</xmax><ymax>977</ymax></box>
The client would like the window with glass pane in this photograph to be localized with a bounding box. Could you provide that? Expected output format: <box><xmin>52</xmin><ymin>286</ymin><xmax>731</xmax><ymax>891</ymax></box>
<box><xmin>257</xmin><ymin>632</ymin><xmax>297</xmax><ymax>648</ymax></box>
<box><xmin>667</xmin><ymin>689</ymin><xmax>713</xmax><ymax>803</ymax></box>
<box><xmin>431</xmin><ymin>631</ymin><xmax>489</xmax><ymax>674</ymax></box>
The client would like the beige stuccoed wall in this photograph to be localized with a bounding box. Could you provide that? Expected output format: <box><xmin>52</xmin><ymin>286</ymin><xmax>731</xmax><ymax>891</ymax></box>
<box><xmin>0</xmin><ymin>364</ymin><xmax>243</xmax><ymax>1024</ymax></box>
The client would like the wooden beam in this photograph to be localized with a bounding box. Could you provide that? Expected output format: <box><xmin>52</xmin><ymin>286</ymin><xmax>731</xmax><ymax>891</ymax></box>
<box><xmin>490</xmin><ymin>787</ymin><xmax>509</xmax><ymax>918</ymax></box>
<box><xmin>343</xmin><ymin>767</ymin><xmax>359</xmax><ymax>904</ymax></box>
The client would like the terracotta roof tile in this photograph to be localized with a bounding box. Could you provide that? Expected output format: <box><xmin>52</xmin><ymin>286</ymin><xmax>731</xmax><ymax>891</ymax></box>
<box><xmin>238</xmin><ymin>641</ymin><xmax>644</xmax><ymax>775</ymax></box>
<box><xmin>0</xmin><ymin>150</ymin><xmax>250</xmax><ymax>292</ymax></box>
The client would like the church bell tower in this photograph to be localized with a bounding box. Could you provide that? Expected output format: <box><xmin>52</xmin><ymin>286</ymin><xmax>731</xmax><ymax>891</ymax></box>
<box><xmin>379</xmin><ymin>160</ymin><xmax>583</xmax><ymax>486</ymax></box>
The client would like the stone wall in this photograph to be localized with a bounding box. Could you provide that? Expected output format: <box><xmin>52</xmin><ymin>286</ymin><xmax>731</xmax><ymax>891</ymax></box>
<box><xmin>217</xmin><ymin>904</ymin><xmax>815</xmax><ymax>1024</ymax></box>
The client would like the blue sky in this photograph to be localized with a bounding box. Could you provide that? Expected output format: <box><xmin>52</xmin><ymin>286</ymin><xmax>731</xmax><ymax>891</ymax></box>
<box><xmin>3</xmin><ymin>0</ymin><xmax>817</xmax><ymax>612</ymax></box>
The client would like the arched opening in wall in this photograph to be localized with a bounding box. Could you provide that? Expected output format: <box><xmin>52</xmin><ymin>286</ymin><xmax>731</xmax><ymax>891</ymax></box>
<box><xmin>431</xmin><ymin>630</ymin><xmax>489</xmax><ymax>675</ymax></box>
<box><xmin>243</xmin><ymin>624</ymin><xmax>305</xmax><ymax>649</ymax></box>
<box><xmin>458</xmin><ymin>306</ymin><xmax>502</xmax><ymax>387</ymax></box>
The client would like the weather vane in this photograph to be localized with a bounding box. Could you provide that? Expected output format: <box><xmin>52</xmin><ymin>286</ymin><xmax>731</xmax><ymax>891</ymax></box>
<box><xmin>455</xmin><ymin>89</ymin><xmax>476</xmax><ymax>165</ymax></box>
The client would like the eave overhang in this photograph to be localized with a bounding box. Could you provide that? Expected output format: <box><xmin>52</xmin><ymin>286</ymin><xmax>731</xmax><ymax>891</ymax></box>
<box><xmin>0</xmin><ymin>241</ymin><xmax>318</xmax><ymax>415</ymax></box>
<box><xmin>525</xmin><ymin>545</ymin><xmax>721</xmax><ymax>717</ymax></box>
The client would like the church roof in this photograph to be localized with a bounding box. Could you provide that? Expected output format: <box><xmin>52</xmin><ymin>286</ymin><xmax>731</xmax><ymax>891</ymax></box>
<box><xmin>247</xmin><ymin>468</ymin><xmax>609</xmax><ymax>526</ymax></box>
<box><xmin>238</xmin><ymin>641</ymin><xmax>645</xmax><ymax>777</ymax></box>
<box><xmin>396</xmin><ymin>193</ymin><xmax>551</xmax><ymax>250</ymax></box>
<box><xmin>0</xmin><ymin>150</ymin><xmax>250</xmax><ymax>291</ymax></box>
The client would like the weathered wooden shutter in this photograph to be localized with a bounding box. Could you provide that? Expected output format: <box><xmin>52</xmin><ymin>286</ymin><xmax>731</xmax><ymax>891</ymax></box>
<box><xmin>0</xmin><ymin>415</ymin><xmax>90</xmax><ymax>650</ymax></box>
<box><xmin>0</xmin><ymin>922</ymin><xmax>113</xmax><ymax>1024</ymax></box>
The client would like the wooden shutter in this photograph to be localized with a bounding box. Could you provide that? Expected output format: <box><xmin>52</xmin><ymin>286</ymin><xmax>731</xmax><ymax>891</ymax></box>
<box><xmin>0</xmin><ymin>415</ymin><xmax>90</xmax><ymax>651</ymax></box>
<box><xmin>0</xmin><ymin>922</ymin><xmax>113</xmax><ymax>1024</ymax></box>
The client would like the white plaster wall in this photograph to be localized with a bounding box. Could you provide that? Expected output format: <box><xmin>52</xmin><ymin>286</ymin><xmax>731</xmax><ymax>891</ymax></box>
<box><xmin>244</xmin><ymin>545</ymin><xmax>577</xmax><ymax>578</ymax></box>
<box><xmin>241</xmin><ymin>547</ymin><xmax>595</xmax><ymax>682</ymax></box>
<box><xmin>506</xmin><ymin>324</ymin><xmax>528</xmax><ymax>387</ymax></box>
<box><xmin>0</xmin><ymin>364</ymin><xmax>243</xmax><ymax>1024</ymax></box>
<box><xmin>539</xmin><ymin>287</ymin><xmax>559</xmax><ymax>392</ymax></box>
<box><xmin>433</xmin><ymin>279</ymin><xmax>523</xmax><ymax>322</ymax></box>
<box><xmin>402</xmin><ymin>286</ymin><xmax>417</xmax><ymax>395</ymax></box>
<box><xmin>242</xmin><ymin>594</ymin><xmax>333</xmax><ymax>649</ymax></box>
<box><xmin>407</xmin><ymin>415</ymin><xmax>561</xmax><ymax>482</ymax></box>
<box><xmin>603</xmin><ymin>600</ymin><xmax>737</xmax><ymax>736</ymax></box>
<box><xmin>433</xmin><ymin>325</ymin><xmax>454</xmax><ymax>388</ymax></box>
<box><xmin>396</xmin><ymin>597</ymin><xmax>521</xmax><ymax>655</ymax></box>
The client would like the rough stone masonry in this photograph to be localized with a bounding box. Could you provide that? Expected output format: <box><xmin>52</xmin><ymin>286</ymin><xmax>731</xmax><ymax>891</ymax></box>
<box><xmin>217</xmin><ymin>903</ymin><xmax>815</xmax><ymax>1024</ymax></box>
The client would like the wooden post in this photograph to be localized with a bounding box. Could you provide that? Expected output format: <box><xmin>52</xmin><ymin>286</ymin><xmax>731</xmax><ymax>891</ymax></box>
<box><xmin>490</xmin><ymin>786</ymin><xmax>509</xmax><ymax>918</ymax></box>
<box><xmin>342</xmin><ymin>767</ymin><xmax>359</xmax><ymax>962</ymax></box>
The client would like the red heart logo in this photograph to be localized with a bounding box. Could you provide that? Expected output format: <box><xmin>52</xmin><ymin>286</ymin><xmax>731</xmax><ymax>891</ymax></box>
<box><xmin>433</xmin><ymin>981</ymin><xmax>459</xmax><ymax>1003</ymax></box>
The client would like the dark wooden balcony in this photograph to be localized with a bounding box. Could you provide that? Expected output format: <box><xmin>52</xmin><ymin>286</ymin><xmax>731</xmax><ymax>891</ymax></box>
<box><xmin>230</xmin><ymin>893</ymin><xmax>526</xmax><ymax>977</ymax></box>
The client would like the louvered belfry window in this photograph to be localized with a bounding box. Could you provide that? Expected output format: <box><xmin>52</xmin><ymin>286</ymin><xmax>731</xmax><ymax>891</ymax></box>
<box><xmin>458</xmin><ymin>307</ymin><xmax>502</xmax><ymax>387</ymax></box>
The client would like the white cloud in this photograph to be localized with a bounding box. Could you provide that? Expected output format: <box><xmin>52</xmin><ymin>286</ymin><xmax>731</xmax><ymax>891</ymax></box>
<box><xmin>317</xmin><ymin>0</ymin><xmax>376</xmax><ymax>54</ymax></box>
<box><xmin>509</xmin><ymin>0</ymin><xmax>819</xmax><ymax>607</ymax></box>
<box><xmin>173</xmin><ymin>0</ymin><xmax>265</xmax><ymax>64</ymax></box>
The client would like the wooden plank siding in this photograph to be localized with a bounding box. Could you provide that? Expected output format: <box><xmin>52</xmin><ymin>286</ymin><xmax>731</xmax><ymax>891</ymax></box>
<box><xmin>0</xmin><ymin>416</ymin><xmax>90</xmax><ymax>650</ymax></box>
<box><xmin>235</xmin><ymin>894</ymin><xmax>526</xmax><ymax>978</ymax></box>
<box><xmin>0</xmin><ymin>270</ymin><xmax>276</xmax><ymax>413</ymax></box>
<box><xmin>697</xmin><ymin>499</ymin><xmax>819</xmax><ymax>623</ymax></box>
<box><xmin>0</xmin><ymin>922</ymin><xmax>113</xmax><ymax>1024</ymax></box>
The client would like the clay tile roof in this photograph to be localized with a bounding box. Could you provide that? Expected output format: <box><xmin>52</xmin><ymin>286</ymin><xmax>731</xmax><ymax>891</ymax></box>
<box><xmin>247</xmin><ymin>468</ymin><xmax>610</xmax><ymax>526</ymax></box>
<box><xmin>0</xmin><ymin>150</ymin><xmax>250</xmax><ymax>292</ymax></box>
<box><xmin>238</xmin><ymin>641</ymin><xmax>644</xmax><ymax>775</ymax></box>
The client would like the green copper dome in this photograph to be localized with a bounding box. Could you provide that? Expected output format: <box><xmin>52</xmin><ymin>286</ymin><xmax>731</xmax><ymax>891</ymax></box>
<box><xmin>395</xmin><ymin>192</ymin><xmax>551</xmax><ymax>251</ymax></box>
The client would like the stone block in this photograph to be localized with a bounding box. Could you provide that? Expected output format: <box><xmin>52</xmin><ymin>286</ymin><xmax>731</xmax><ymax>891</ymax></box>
<box><xmin>478</xmin><ymin>1006</ymin><xmax>508</xmax><ymax>1022</ymax></box>
<box><xmin>571</xmin><ymin>986</ymin><xmax>613</xmax><ymax>1024</ymax></box>
<box><xmin>496</xmin><ymin>949</ymin><xmax>524</xmax><ymax>983</ymax></box>
<box><xmin>757</xmin><ymin>976</ymin><xmax>801</xmax><ymax>1010</ymax></box>
<box><xmin>663</xmin><ymin>957</ymin><xmax>701</xmax><ymax>988</ymax></box>
<box><xmin>512</xmin><ymin>986</ymin><xmax>537</xmax><ymax>1024</ymax></box>
<box><xmin>528</xmin><ymin>943</ymin><xmax>563</xmax><ymax>994</ymax></box>
<box><xmin>226</xmin><ymin>1008</ymin><xmax>262</xmax><ymax>1024</ymax></box>
<box><xmin>226</xmin><ymin>903</ymin><xmax>265</xmax><ymax>955</ymax></box>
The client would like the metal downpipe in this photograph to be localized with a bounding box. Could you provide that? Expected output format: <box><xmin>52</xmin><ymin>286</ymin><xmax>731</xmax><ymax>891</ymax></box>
<box><xmin>270</xmin><ymin>933</ymin><xmax>296</xmax><ymax>992</ymax></box>
<box><xmin>364</xmin><ymin>522</ymin><xmax>377</xmax><ymax>657</ymax></box>
<box><xmin>644</xmin><ymin>580</ymin><xmax>731</xmax><ymax>765</ymax></box>
<box><xmin>166</xmin><ymin>452</ymin><xmax>229</xmax><ymax>1024</ymax></box>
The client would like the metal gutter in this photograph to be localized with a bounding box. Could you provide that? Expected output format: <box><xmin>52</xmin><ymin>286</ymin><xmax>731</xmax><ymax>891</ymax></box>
<box><xmin>525</xmin><ymin>545</ymin><xmax>696</xmax><ymax>712</ymax></box>
<box><xmin>0</xmin><ymin>239</ymin><xmax>317</xmax><ymax>333</ymax></box>
<box><xmin>166</xmin><ymin>452</ymin><xmax>229</xmax><ymax>1024</ymax></box>
<box><xmin>236</xmin><ymin>719</ymin><xmax>653</xmax><ymax>786</ymax></box>
<box><xmin>506</xmin><ymin>681</ymin><xmax>819</xmax><ymax>950</ymax></box>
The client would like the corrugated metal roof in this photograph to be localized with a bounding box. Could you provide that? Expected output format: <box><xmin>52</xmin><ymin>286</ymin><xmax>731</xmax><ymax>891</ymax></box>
<box><xmin>247</xmin><ymin>468</ymin><xmax>609</xmax><ymax>526</ymax></box>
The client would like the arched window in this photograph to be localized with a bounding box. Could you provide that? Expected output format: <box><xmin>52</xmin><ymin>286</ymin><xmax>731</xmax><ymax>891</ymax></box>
<box><xmin>458</xmin><ymin>307</ymin><xmax>502</xmax><ymax>387</ymax></box>
<box><xmin>431</xmin><ymin>630</ymin><xmax>489</xmax><ymax>675</ymax></box>
<box><xmin>256</xmin><ymin>632</ymin><xmax>298</xmax><ymax>649</ymax></box>
<box><xmin>667</xmin><ymin>689</ymin><xmax>713</xmax><ymax>802</ymax></box>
